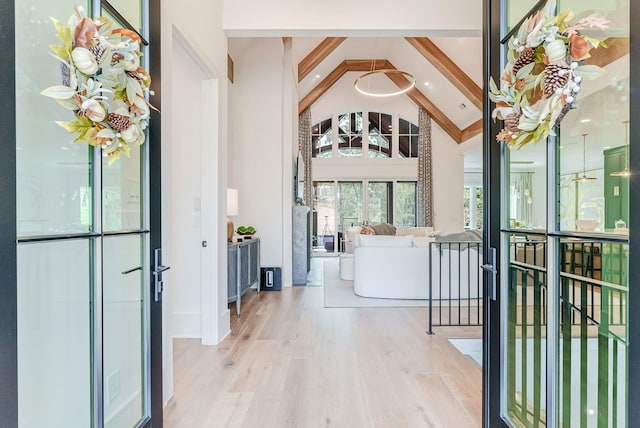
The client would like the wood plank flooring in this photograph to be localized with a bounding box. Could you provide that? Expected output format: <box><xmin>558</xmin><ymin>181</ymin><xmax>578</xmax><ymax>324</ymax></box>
<box><xmin>164</xmin><ymin>286</ymin><xmax>482</xmax><ymax>428</ymax></box>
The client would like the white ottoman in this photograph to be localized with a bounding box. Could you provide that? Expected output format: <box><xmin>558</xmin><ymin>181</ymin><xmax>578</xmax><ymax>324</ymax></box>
<box><xmin>339</xmin><ymin>253</ymin><xmax>354</xmax><ymax>280</ymax></box>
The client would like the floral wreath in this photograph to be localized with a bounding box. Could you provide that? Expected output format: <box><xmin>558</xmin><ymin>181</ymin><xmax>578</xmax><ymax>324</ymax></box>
<box><xmin>41</xmin><ymin>6</ymin><xmax>153</xmax><ymax>165</ymax></box>
<box><xmin>489</xmin><ymin>0</ymin><xmax>609</xmax><ymax>148</ymax></box>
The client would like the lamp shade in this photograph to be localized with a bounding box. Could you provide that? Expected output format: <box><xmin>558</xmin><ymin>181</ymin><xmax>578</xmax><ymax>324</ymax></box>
<box><xmin>227</xmin><ymin>188</ymin><xmax>238</xmax><ymax>216</ymax></box>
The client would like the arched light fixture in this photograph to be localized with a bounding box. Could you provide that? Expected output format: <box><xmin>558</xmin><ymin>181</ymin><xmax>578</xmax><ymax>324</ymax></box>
<box><xmin>611</xmin><ymin>120</ymin><xmax>631</xmax><ymax>177</ymax></box>
<box><xmin>573</xmin><ymin>134</ymin><xmax>597</xmax><ymax>182</ymax></box>
<box><xmin>354</xmin><ymin>61</ymin><xmax>416</xmax><ymax>97</ymax></box>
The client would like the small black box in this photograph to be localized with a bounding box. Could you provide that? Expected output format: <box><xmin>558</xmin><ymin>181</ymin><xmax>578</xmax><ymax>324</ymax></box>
<box><xmin>260</xmin><ymin>267</ymin><xmax>282</xmax><ymax>291</ymax></box>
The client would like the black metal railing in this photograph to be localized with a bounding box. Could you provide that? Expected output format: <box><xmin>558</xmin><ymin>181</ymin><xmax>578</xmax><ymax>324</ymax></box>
<box><xmin>427</xmin><ymin>241</ymin><xmax>483</xmax><ymax>334</ymax></box>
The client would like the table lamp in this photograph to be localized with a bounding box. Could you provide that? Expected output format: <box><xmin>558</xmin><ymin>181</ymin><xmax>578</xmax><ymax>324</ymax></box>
<box><xmin>227</xmin><ymin>188</ymin><xmax>238</xmax><ymax>242</ymax></box>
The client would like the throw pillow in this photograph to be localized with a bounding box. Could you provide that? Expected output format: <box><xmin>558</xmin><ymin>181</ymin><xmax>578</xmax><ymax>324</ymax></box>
<box><xmin>360</xmin><ymin>225</ymin><xmax>376</xmax><ymax>235</ymax></box>
<box><xmin>358</xmin><ymin>234</ymin><xmax>413</xmax><ymax>248</ymax></box>
<box><xmin>371</xmin><ymin>223</ymin><xmax>397</xmax><ymax>236</ymax></box>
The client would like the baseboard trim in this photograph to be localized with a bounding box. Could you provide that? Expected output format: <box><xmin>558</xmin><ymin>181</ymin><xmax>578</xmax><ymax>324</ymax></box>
<box><xmin>218</xmin><ymin>308</ymin><xmax>231</xmax><ymax>342</ymax></box>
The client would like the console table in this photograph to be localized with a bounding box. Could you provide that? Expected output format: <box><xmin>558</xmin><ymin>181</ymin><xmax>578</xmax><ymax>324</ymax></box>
<box><xmin>228</xmin><ymin>238</ymin><xmax>260</xmax><ymax>316</ymax></box>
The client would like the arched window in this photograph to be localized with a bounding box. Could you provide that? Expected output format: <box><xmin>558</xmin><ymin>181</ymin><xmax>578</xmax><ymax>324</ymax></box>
<box><xmin>368</xmin><ymin>112</ymin><xmax>392</xmax><ymax>158</ymax></box>
<box><xmin>337</xmin><ymin>112</ymin><xmax>363</xmax><ymax>157</ymax></box>
<box><xmin>311</xmin><ymin>118</ymin><xmax>333</xmax><ymax>158</ymax></box>
<box><xmin>398</xmin><ymin>118</ymin><xmax>419</xmax><ymax>158</ymax></box>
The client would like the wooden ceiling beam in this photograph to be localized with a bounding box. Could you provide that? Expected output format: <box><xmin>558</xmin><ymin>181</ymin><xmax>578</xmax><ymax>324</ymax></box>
<box><xmin>227</xmin><ymin>54</ymin><xmax>234</xmax><ymax>83</ymax></box>
<box><xmin>298</xmin><ymin>61</ymin><xmax>349</xmax><ymax>114</ymax></box>
<box><xmin>298</xmin><ymin>37</ymin><xmax>347</xmax><ymax>82</ymax></box>
<box><xmin>587</xmin><ymin>37</ymin><xmax>629</xmax><ymax>68</ymax></box>
<box><xmin>405</xmin><ymin>37</ymin><xmax>483</xmax><ymax>111</ymax></box>
<box><xmin>460</xmin><ymin>119</ymin><xmax>483</xmax><ymax>142</ymax></box>
<box><xmin>383</xmin><ymin>63</ymin><xmax>462</xmax><ymax>142</ymax></box>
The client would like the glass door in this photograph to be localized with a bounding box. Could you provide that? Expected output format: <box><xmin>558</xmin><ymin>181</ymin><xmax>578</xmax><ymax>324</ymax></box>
<box><xmin>485</xmin><ymin>0</ymin><xmax>636</xmax><ymax>426</ymax></box>
<box><xmin>13</xmin><ymin>0</ymin><xmax>161</xmax><ymax>426</ymax></box>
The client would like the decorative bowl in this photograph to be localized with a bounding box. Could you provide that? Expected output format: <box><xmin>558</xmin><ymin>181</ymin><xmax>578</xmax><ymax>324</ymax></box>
<box><xmin>575</xmin><ymin>219</ymin><xmax>598</xmax><ymax>231</ymax></box>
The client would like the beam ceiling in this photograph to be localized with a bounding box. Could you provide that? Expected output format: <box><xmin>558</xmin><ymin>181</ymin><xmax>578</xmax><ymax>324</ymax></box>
<box><xmin>298</xmin><ymin>59</ymin><xmax>474</xmax><ymax>144</ymax></box>
<box><xmin>298</xmin><ymin>37</ymin><xmax>347</xmax><ymax>82</ymax></box>
<box><xmin>405</xmin><ymin>37</ymin><xmax>482</xmax><ymax>110</ymax></box>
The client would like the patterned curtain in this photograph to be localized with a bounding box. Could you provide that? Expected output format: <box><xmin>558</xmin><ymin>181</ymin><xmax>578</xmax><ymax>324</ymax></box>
<box><xmin>417</xmin><ymin>108</ymin><xmax>433</xmax><ymax>227</ymax></box>
<box><xmin>298</xmin><ymin>108</ymin><xmax>313</xmax><ymax>207</ymax></box>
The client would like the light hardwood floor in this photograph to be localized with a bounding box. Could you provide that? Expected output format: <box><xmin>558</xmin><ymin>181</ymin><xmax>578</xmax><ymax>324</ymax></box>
<box><xmin>164</xmin><ymin>286</ymin><xmax>482</xmax><ymax>428</ymax></box>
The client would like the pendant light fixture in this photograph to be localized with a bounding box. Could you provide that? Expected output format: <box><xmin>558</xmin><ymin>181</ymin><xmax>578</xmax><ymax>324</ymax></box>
<box><xmin>610</xmin><ymin>120</ymin><xmax>631</xmax><ymax>177</ymax></box>
<box><xmin>354</xmin><ymin>59</ymin><xmax>415</xmax><ymax>97</ymax></box>
<box><xmin>573</xmin><ymin>133</ymin><xmax>597</xmax><ymax>182</ymax></box>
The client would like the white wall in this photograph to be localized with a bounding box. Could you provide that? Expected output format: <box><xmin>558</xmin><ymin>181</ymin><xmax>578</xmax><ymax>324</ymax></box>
<box><xmin>223</xmin><ymin>0</ymin><xmax>482</xmax><ymax>37</ymax></box>
<box><xmin>161</xmin><ymin>0</ymin><xmax>229</xmax><ymax>405</ymax></box>
<box><xmin>228</xmin><ymin>38</ymin><xmax>292</xmax><ymax>283</ymax></box>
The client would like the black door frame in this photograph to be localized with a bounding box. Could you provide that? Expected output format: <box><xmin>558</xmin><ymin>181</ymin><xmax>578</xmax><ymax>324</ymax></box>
<box><xmin>483</xmin><ymin>0</ymin><xmax>640</xmax><ymax>427</ymax></box>
<box><xmin>482</xmin><ymin>0</ymin><xmax>502</xmax><ymax>426</ymax></box>
<box><xmin>0</xmin><ymin>0</ymin><xmax>18</xmax><ymax>425</ymax></box>
<box><xmin>0</xmin><ymin>0</ymin><xmax>162</xmax><ymax>426</ymax></box>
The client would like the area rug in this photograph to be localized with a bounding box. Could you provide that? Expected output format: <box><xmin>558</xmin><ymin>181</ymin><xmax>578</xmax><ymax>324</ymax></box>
<box><xmin>322</xmin><ymin>258</ymin><xmax>428</xmax><ymax>308</ymax></box>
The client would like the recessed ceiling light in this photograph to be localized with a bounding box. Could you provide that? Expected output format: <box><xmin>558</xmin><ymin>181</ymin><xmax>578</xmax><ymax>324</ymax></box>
<box><xmin>580</xmin><ymin>118</ymin><xmax>592</xmax><ymax>123</ymax></box>
<box><xmin>424</xmin><ymin>81</ymin><xmax>431</xmax><ymax>87</ymax></box>
<box><xmin>315</xmin><ymin>74</ymin><xmax>321</xmax><ymax>79</ymax></box>
<box><xmin>61</xmin><ymin>147</ymin><xmax>69</xmax><ymax>150</ymax></box>
<box><xmin>603</xmin><ymin>146</ymin><xmax>611</xmax><ymax>149</ymax></box>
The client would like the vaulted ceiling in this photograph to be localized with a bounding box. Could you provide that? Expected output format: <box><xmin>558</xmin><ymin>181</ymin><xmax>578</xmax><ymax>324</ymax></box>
<box><xmin>293</xmin><ymin>36</ymin><xmax>484</xmax><ymax>144</ymax></box>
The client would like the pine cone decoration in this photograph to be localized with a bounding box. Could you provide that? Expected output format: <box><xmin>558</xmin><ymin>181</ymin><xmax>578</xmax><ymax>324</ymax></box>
<box><xmin>107</xmin><ymin>113</ymin><xmax>131</xmax><ymax>132</ymax></box>
<box><xmin>505</xmin><ymin>113</ymin><xmax>521</xmax><ymax>133</ymax></box>
<box><xmin>60</xmin><ymin>62</ymin><xmax>71</xmax><ymax>87</ymax></box>
<box><xmin>544</xmin><ymin>63</ymin><xmax>570</xmax><ymax>95</ymax></box>
<box><xmin>512</xmin><ymin>48</ymin><xmax>535</xmax><ymax>75</ymax></box>
<box><xmin>89</xmin><ymin>44</ymin><xmax>107</xmax><ymax>63</ymax></box>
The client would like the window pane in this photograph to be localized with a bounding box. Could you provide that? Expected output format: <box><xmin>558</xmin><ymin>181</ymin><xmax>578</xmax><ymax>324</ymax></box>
<box><xmin>103</xmin><ymin>235</ymin><xmax>146</xmax><ymax>427</ymax></box>
<box><xmin>313</xmin><ymin>182</ymin><xmax>336</xmax><ymax>252</ymax></box>
<box><xmin>103</xmin><ymin>0</ymin><xmax>142</xmax><ymax>33</ymax></box>
<box><xmin>103</xmin><ymin>146</ymin><xmax>142</xmax><ymax>231</ymax></box>
<box><xmin>18</xmin><ymin>239</ymin><xmax>92</xmax><ymax>428</ymax></box>
<box><xmin>398</xmin><ymin>117</ymin><xmax>419</xmax><ymax>158</ymax></box>
<box><xmin>338</xmin><ymin>181</ymin><xmax>363</xmax><ymax>229</ymax></box>
<box><xmin>368</xmin><ymin>112</ymin><xmax>392</xmax><ymax>158</ymax></box>
<box><xmin>16</xmin><ymin>0</ymin><xmax>93</xmax><ymax>238</ymax></box>
<box><xmin>367</xmin><ymin>182</ymin><xmax>392</xmax><ymax>225</ymax></box>
<box><xmin>338</xmin><ymin>113</ymin><xmax>363</xmax><ymax>157</ymax></box>
<box><xmin>509</xmin><ymin>142</ymin><xmax>546</xmax><ymax>229</ymax></box>
<box><xmin>396</xmin><ymin>182</ymin><xmax>417</xmax><ymax>227</ymax></box>
<box><xmin>312</xmin><ymin>118</ymin><xmax>333</xmax><ymax>158</ymax></box>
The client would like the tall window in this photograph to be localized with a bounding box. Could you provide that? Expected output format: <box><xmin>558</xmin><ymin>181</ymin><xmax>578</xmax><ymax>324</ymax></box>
<box><xmin>311</xmin><ymin>118</ymin><xmax>333</xmax><ymax>158</ymax></box>
<box><xmin>395</xmin><ymin>182</ymin><xmax>417</xmax><ymax>227</ymax></box>
<box><xmin>368</xmin><ymin>112</ymin><xmax>392</xmax><ymax>158</ymax></box>
<box><xmin>398</xmin><ymin>118</ymin><xmax>419</xmax><ymax>158</ymax></box>
<box><xmin>337</xmin><ymin>112</ymin><xmax>363</xmax><ymax>157</ymax></box>
<box><xmin>464</xmin><ymin>186</ymin><xmax>483</xmax><ymax>229</ymax></box>
<box><xmin>367</xmin><ymin>182</ymin><xmax>393</xmax><ymax>224</ymax></box>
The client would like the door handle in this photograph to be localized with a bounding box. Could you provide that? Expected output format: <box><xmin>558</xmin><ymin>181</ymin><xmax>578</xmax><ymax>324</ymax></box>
<box><xmin>481</xmin><ymin>247</ymin><xmax>498</xmax><ymax>301</ymax></box>
<box><xmin>122</xmin><ymin>266</ymin><xmax>142</xmax><ymax>275</ymax></box>
<box><xmin>153</xmin><ymin>265</ymin><xmax>170</xmax><ymax>275</ymax></box>
<box><xmin>153</xmin><ymin>248</ymin><xmax>171</xmax><ymax>302</ymax></box>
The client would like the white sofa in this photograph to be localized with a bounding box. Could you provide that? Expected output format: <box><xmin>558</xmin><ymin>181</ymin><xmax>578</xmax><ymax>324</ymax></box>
<box><xmin>353</xmin><ymin>234</ymin><xmax>482</xmax><ymax>300</ymax></box>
